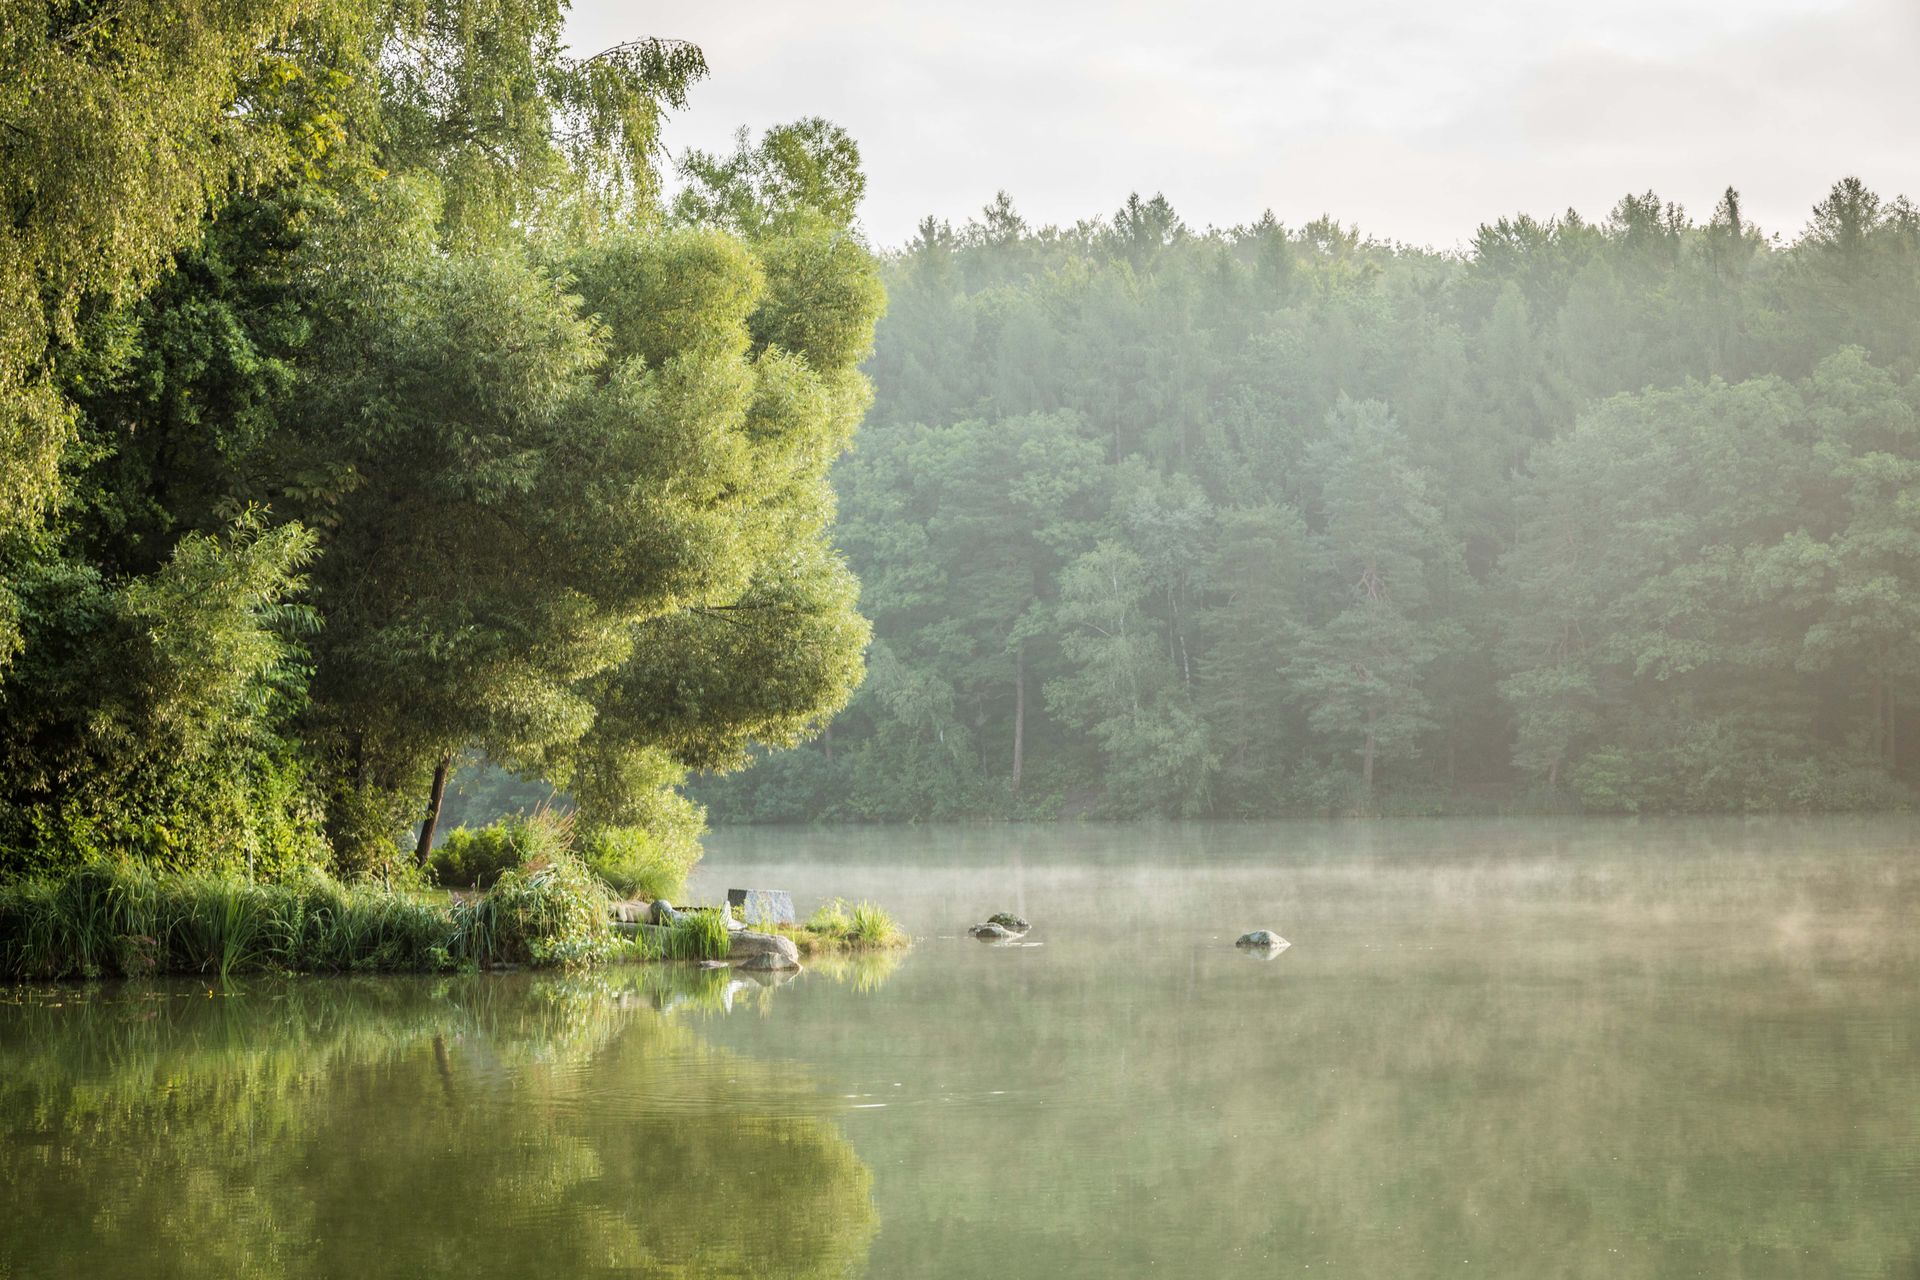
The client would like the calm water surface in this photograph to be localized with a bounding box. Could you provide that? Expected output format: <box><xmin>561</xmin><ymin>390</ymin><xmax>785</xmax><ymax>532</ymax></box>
<box><xmin>4</xmin><ymin>817</ymin><xmax>1918</xmax><ymax>1277</ymax></box>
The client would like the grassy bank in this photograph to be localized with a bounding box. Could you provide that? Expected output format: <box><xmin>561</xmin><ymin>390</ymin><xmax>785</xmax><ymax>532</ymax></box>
<box><xmin>0</xmin><ymin>857</ymin><xmax>621</xmax><ymax>981</ymax></box>
<box><xmin>0</xmin><ymin>863</ymin><xmax>910</xmax><ymax>981</ymax></box>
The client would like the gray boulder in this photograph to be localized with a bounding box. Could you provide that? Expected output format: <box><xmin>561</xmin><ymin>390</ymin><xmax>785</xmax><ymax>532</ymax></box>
<box><xmin>649</xmin><ymin>899</ymin><xmax>680</xmax><ymax>926</ymax></box>
<box><xmin>729</xmin><ymin>930</ymin><xmax>801</xmax><ymax>968</ymax></box>
<box><xmin>727</xmin><ymin>888</ymin><xmax>796</xmax><ymax>927</ymax></box>
<box><xmin>985</xmin><ymin>913</ymin><xmax>1029</xmax><ymax>934</ymax></box>
<box><xmin>739</xmin><ymin>948</ymin><xmax>800</xmax><ymax>972</ymax></box>
<box><xmin>969</xmin><ymin>922</ymin><xmax>1016</xmax><ymax>941</ymax></box>
<box><xmin>1235</xmin><ymin>929</ymin><xmax>1290</xmax><ymax>950</ymax></box>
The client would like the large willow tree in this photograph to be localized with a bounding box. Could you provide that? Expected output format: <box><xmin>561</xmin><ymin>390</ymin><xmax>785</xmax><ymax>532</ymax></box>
<box><xmin>0</xmin><ymin>1</ymin><xmax>881</xmax><ymax>876</ymax></box>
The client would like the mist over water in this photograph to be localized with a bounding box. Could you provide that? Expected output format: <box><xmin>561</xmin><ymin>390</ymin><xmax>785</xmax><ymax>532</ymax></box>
<box><xmin>7</xmin><ymin>817</ymin><xmax>1915</xmax><ymax>1278</ymax></box>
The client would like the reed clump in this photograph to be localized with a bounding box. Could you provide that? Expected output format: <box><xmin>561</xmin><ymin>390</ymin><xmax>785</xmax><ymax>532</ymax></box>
<box><xmin>785</xmin><ymin>899</ymin><xmax>910</xmax><ymax>954</ymax></box>
<box><xmin>0</xmin><ymin>856</ymin><xmax>614</xmax><ymax>980</ymax></box>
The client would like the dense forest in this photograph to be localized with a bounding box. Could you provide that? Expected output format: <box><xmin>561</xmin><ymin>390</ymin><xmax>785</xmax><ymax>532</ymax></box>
<box><xmin>0</xmin><ymin>2</ymin><xmax>879</xmax><ymax>879</ymax></box>
<box><xmin>9</xmin><ymin>6</ymin><xmax>1920</xmax><ymax>865</ymax></box>
<box><xmin>695</xmin><ymin>183</ymin><xmax>1920</xmax><ymax>821</ymax></box>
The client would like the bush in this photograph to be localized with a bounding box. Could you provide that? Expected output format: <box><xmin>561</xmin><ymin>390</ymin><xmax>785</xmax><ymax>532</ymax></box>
<box><xmin>430</xmin><ymin>812</ymin><xmax>571</xmax><ymax>889</ymax></box>
<box><xmin>579</xmin><ymin>823</ymin><xmax>702</xmax><ymax>901</ymax></box>
<box><xmin>461</xmin><ymin>852</ymin><xmax>614</xmax><ymax>968</ymax></box>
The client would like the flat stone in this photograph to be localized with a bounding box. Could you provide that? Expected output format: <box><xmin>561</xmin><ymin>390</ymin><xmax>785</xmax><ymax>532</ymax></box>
<box><xmin>1235</xmin><ymin>929</ymin><xmax>1290</xmax><ymax>949</ymax></box>
<box><xmin>969</xmin><ymin>922</ymin><xmax>1016</xmax><ymax>941</ymax></box>
<box><xmin>609</xmin><ymin>900</ymin><xmax>648</xmax><ymax>923</ymax></box>
<box><xmin>727</xmin><ymin>888</ymin><xmax>796</xmax><ymax>927</ymax></box>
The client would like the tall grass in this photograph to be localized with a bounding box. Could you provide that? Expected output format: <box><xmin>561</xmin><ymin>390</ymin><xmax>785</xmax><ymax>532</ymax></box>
<box><xmin>0</xmin><ymin>855</ymin><xmax>614</xmax><ymax>980</ymax></box>
<box><xmin>579</xmin><ymin>824</ymin><xmax>702</xmax><ymax>902</ymax></box>
<box><xmin>660</xmin><ymin>909</ymin><xmax>731</xmax><ymax>961</ymax></box>
<box><xmin>797</xmin><ymin>899</ymin><xmax>909</xmax><ymax>951</ymax></box>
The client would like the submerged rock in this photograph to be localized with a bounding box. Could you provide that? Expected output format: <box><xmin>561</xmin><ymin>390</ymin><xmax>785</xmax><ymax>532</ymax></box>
<box><xmin>969</xmin><ymin>922</ymin><xmax>1016</xmax><ymax>941</ymax></box>
<box><xmin>985</xmin><ymin>913</ymin><xmax>1029</xmax><ymax>934</ymax></box>
<box><xmin>1235</xmin><ymin>929</ymin><xmax>1290</xmax><ymax>950</ymax></box>
<box><xmin>729</xmin><ymin>930</ymin><xmax>801</xmax><ymax>968</ymax></box>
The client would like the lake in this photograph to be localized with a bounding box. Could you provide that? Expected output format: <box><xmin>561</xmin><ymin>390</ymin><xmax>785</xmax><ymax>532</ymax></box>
<box><xmin>3</xmin><ymin>817</ymin><xmax>1917</xmax><ymax>1277</ymax></box>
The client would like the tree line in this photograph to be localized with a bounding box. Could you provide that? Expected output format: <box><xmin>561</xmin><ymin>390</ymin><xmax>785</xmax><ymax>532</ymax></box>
<box><xmin>0</xmin><ymin>2</ymin><xmax>879</xmax><ymax>877</ymax></box>
<box><xmin>696</xmin><ymin>182</ymin><xmax>1920</xmax><ymax>820</ymax></box>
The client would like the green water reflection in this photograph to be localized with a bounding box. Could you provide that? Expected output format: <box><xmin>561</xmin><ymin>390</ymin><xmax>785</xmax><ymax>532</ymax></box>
<box><xmin>0</xmin><ymin>970</ymin><xmax>876</xmax><ymax>1278</ymax></box>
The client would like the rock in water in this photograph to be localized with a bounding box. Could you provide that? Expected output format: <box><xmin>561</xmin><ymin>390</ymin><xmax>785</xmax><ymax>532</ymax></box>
<box><xmin>729</xmin><ymin>930</ymin><xmax>801</xmax><ymax>967</ymax></box>
<box><xmin>985</xmin><ymin>913</ymin><xmax>1029</xmax><ymax>934</ymax></box>
<box><xmin>739</xmin><ymin>949</ymin><xmax>800</xmax><ymax>972</ymax></box>
<box><xmin>1235</xmin><ymin>929</ymin><xmax>1289</xmax><ymax>949</ymax></box>
<box><xmin>727</xmin><ymin>888</ymin><xmax>797</xmax><ymax>927</ymax></box>
<box><xmin>969</xmin><ymin>922</ymin><xmax>1016</xmax><ymax>941</ymax></box>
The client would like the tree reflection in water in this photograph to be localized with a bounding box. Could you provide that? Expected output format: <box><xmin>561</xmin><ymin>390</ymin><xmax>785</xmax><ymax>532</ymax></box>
<box><xmin>0</xmin><ymin>970</ymin><xmax>878</xmax><ymax>1279</ymax></box>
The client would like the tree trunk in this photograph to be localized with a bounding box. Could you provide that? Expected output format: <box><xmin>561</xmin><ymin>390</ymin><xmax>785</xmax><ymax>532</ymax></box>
<box><xmin>1011</xmin><ymin>641</ymin><xmax>1026</xmax><ymax>797</ymax></box>
<box><xmin>1361</xmin><ymin>711</ymin><xmax>1376</xmax><ymax>796</ymax></box>
<box><xmin>414</xmin><ymin>753</ymin><xmax>453</xmax><ymax>866</ymax></box>
<box><xmin>821</xmin><ymin>721</ymin><xmax>834</xmax><ymax>763</ymax></box>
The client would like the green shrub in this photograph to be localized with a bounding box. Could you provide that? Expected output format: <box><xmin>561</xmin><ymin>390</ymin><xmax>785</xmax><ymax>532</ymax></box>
<box><xmin>579</xmin><ymin>823</ymin><xmax>702</xmax><ymax>901</ymax></box>
<box><xmin>430</xmin><ymin>811</ymin><xmax>572</xmax><ymax>889</ymax></box>
<box><xmin>461</xmin><ymin>853</ymin><xmax>613</xmax><ymax>968</ymax></box>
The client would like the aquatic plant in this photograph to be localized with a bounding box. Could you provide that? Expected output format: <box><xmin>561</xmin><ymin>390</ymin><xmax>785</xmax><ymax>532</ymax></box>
<box><xmin>794</xmin><ymin>899</ymin><xmax>909</xmax><ymax>951</ymax></box>
<box><xmin>660</xmin><ymin>908</ymin><xmax>732</xmax><ymax>962</ymax></box>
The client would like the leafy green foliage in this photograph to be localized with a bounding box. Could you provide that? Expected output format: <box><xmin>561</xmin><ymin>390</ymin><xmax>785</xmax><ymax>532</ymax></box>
<box><xmin>0</xmin><ymin>13</ymin><xmax>880</xmax><ymax>879</ymax></box>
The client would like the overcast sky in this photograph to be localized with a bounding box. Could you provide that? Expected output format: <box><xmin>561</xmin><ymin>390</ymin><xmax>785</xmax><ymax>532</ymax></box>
<box><xmin>566</xmin><ymin>0</ymin><xmax>1920</xmax><ymax>252</ymax></box>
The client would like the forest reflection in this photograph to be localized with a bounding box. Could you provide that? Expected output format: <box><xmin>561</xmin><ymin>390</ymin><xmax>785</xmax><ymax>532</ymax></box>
<box><xmin>0</xmin><ymin>970</ymin><xmax>879</xmax><ymax>1279</ymax></box>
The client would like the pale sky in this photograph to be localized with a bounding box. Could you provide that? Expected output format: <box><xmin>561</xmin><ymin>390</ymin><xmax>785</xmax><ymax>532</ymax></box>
<box><xmin>566</xmin><ymin>0</ymin><xmax>1920</xmax><ymax>251</ymax></box>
